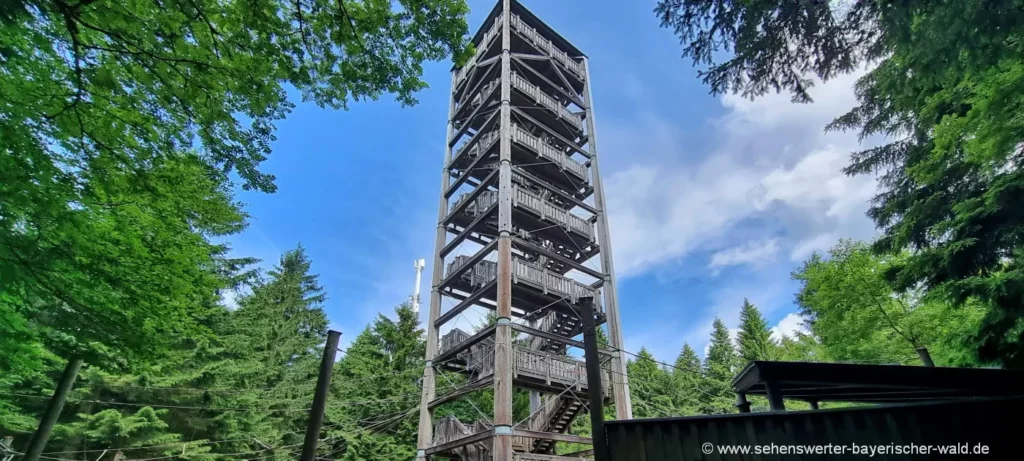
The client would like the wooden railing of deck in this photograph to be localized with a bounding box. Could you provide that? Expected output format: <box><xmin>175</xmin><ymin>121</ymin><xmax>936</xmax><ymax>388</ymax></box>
<box><xmin>510</xmin><ymin>72</ymin><xmax>582</xmax><ymax>130</ymax></box>
<box><xmin>508</xmin><ymin>14</ymin><xmax>585</xmax><ymax>79</ymax></box>
<box><xmin>511</xmin><ymin>124</ymin><xmax>587</xmax><ymax>181</ymax></box>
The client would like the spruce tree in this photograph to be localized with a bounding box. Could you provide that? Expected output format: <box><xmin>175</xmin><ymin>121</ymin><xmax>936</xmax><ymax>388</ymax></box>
<box><xmin>626</xmin><ymin>348</ymin><xmax>674</xmax><ymax>418</ymax></box>
<box><xmin>326</xmin><ymin>303</ymin><xmax>424</xmax><ymax>460</ymax></box>
<box><xmin>667</xmin><ymin>344</ymin><xmax>702</xmax><ymax>416</ymax></box>
<box><xmin>737</xmin><ymin>299</ymin><xmax>777</xmax><ymax>365</ymax></box>
<box><xmin>700</xmin><ymin>318</ymin><xmax>738</xmax><ymax>415</ymax></box>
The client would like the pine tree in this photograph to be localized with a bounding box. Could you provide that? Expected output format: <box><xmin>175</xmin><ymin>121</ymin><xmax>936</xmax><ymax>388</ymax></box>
<box><xmin>737</xmin><ymin>299</ymin><xmax>777</xmax><ymax>365</ymax></box>
<box><xmin>667</xmin><ymin>344</ymin><xmax>702</xmax><ymax>416</ymax></box>
<box><xmin>325</xmin><ymin>303</ymin><xmax>424</xmax><ymax>460</ymax></box>
<box><xmin>700</xmin><ymin>318</ymin><xmax>738</xmax><ymax>415</ymax></box>
<box><xmin>626</xmin><ymin>348</ymin><xmax>674</xmax><ymax>418</ymax></box>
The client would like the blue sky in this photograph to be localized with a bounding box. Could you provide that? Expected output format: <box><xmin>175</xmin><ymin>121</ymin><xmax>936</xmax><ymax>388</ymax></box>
<box><xmin>227</xmin><ymin>0</ymin><xmax>878</xmax><ymax>362</ymax></box>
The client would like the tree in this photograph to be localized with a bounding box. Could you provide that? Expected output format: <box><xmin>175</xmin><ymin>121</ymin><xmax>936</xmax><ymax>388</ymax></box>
<box><xmin>626</xmin><ymin>348</ymin><xmax>674</xmax><ymax>418</ymax></box>
<box><xmin>326</xmin><ymin>303</ymin><xmax>425</xmax><ymax>460</ymax></box>
<box><xmin>655</xmin><ymin>0</ymin><xmax>1024</xmax><ymax>365</ymax></box>
<box><xmin>793</xmin><ymin>240</ymin><xmax>985</xmax><ymax>367</ymax></box>
<box><xmin>666</xmin><ymin>344</ymin><xmax>701</xmax><ymax>416</ymax></box>
<box><xmin>737</xmin><ymin>299</ymin><xmax>776</xmax><ymax>365</ymax></box>
<box><xmin>700</xmin><ymin>318</ymin><xmax>738</xmax><ymax>415</ymax></box>
<box><xmin>777</xmin><ymin>331</ymin><xmax>829</xmax><ymax>363</ymax></box>
<box><xmin>1</xmin><ymin>0</ymin><xmax>470</xmax><ymax>373</ymax></box>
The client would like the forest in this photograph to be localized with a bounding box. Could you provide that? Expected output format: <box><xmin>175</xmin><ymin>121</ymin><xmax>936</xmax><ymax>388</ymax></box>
<box><xmin>2</xmin><ymin>0</ymin><xmax>1023</xmax><ymax>459</ymax></box>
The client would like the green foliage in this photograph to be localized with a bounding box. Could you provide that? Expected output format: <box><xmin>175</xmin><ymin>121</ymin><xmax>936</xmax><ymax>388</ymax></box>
<box><xmin>737</xmin><ymin>299</ymin><xmax>777</xmax><ymax>364</ymax></box>
<box><xmin>1</xmin><ymin>0</ymin><xmax>470</xmax><ymax>379</ymax></box>
<box><xmin>700</xmin><ymin>318</ymin><xmax>738</xmax><ymax>415</ymax></box>
<box><xmin>655</xmin><ymin>0</ymin><xmax>1024</xmax><ymax>366</ymax></box>
<box><xmin>326</xmin><ymin>303</ymin><xmax>425</xmax><ymax>459</ymax></box>
<box><xmin>626</xmin><ymin>348</ymin><xmax>674</xmax><ymax>418</ymax></box>
<box><xmin>666</xmin><ymin>344</ymin><xmax>701</xmax><ymax>416</ymax></box>
<box><xmin>793</xmin><ymin>240</ymin><xmax>986</xmax><ymax>366</ymax></box>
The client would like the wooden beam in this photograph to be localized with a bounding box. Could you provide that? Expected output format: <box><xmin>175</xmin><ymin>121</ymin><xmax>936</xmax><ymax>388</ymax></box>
<box><xmin>510</xmin><ymin>106</ymin><xmax>589</xmax><ymax>159</ymax></box>
<box><xmin>511</xmin><ymin>323</ymin><xmax>612</xmax><ymax>357</ymax></box>
<box><xmin>454</xmin><ymin>63</ymin><xmax>500</xmax><ymax>121</ymax></box>
<box><xmin>511</xmin><ymin>166</ymin><xmax>596</xmax><ymax>214</ymax></box>
<box><xmin>513</xmin><ymin>429</ymin><xmax>591</xmax><ymax>445</ymax></box>
<box><xmin>511</xmin><ymin>237</ymin><xmax>602</xmax><ymax>279</ymax></box>
<box><xmin>449</xmin><ymin>84</ymin><xmax>501</xmax><ymax>148</ymax></box>
<box><xmin>510</xmin><ymin>54</ymin><xmax>585</xmax><ymax>109</ymax></box>
<box><xmin>429</xmin><ymin>376</ymin><xmax>493</xmax><ymax>409</ymax></box>
<box><xmin>441</xmin><ymin>203</ymin><xmax>497</xmax><ymax>258</ymax></box>
<box><xmin>433</xmin><ymin>324</ymin><xmax>497</xmax><ymax>366</ymax></box>
<box><xmin>436</xmin><ymin>238</ymin><xmax>497</xmax><ymax>292</ymax></box>
<box><xmin>443</xmin><ymin>169</ymin><xmax>498</xmax><ymax>226</ymax></box>
<box><xmin>435</xmin><ymin>279</ymin><xmax>497</xmax><ymax>328</ymax></box>
<box><xmin>425</xmin><ymin>430</ymin><xmax>493</xmax><ymax>456</ymax></box>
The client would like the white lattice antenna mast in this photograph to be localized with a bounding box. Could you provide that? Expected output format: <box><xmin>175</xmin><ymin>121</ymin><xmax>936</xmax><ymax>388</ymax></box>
<box><xmin>412</xmin><ymin>259</ymin><xmax>426</xmax><ymax>314</ymax></box>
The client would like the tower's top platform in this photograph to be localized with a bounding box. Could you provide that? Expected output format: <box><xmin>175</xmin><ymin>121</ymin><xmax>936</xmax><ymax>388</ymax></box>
<box><xmin>470</xmin><ymin>0</ymin><xmax>586</xmax><ymax>59</ymax></box>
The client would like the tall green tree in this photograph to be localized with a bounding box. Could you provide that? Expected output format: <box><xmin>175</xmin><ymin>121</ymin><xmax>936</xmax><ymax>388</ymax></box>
<box><xmin>655</xmin><ymin>0</ymin><xmax>1024</xmax><ymax>365</ymax></box>
<box><xmin>700</xmin><ymin>318</ymin><xmax>737</xmax><ymax>415</ymax></box>
<box><xmin>626</xmin><ymin>348</ymin><xmax>674</xmax><ymax>418</ymax></box>
<box><xmin>1</xmin><ymin>0</ymin><xmax>471</xmax><ymax>375</ymax></box>
<box><xmin>737</xmin><ymin>299</ymin><xmax>776</xmax><ymax>365</ymax></box>
<box><xmin>793</xmin><ymin>240</ymin><xmax>985</xmax><ymax>367</ymax></box>
<box><xmin>326</xmin><ymin>303</ymin><xmax>424</xmax><ymax>460</ymax></box>
<box><xmin>666</xmin><ymin>344</ymin><xmax>702</xmax><ymax>416</ymax></box>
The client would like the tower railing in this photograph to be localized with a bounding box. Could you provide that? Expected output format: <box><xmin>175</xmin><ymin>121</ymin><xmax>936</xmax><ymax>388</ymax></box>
<box><xmin>511</xmin><ymin>186</ymin><xmax>592</xmax><ymax>240</ymax></box>
<box><xmin>508</xmin><ymin>14</ymin><xmax>584</xmax><ymax>79</ymax></box>
<box><xmin>450</xmin><ymin>129</ymin><xmax>501</xmax><ymax>168</ymax></box>
<box><xmin>456</xmin><ymin>14</ymin><xmax>503</xmax><ymax>88</ymax></box>
<box><xmin>511</xmin><ymin>124</ymin><xmax>587</xmax><ymax>181</ymax></box>
<box><xmin>444</xmin><ymin>256</ymin><xmax>600</xmax><ymax>310</ymax></box>
<box><xmin>510</xmin><ymin>72</ymin><xmax>582</xmax><ymax>130</ymax></box>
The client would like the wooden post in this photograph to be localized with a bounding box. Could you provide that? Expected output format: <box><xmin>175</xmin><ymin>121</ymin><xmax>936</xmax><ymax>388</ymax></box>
<box><xmin>808</xmin><ymin>400</ymin><xmax>820</xmax><ymax>410</ymax></box>
<box><xmin>735</xmin><ymin>392</ymin><xmax>752</xmax><ymax>413</ymax></box>
<box><xmin>300</xmin><ymin>330</ymin><xmax>341</xmax><ymax>461</ymax></box>
<box><xmin>417</xmin><ymin>68</ymin><xmax>459</xmax><ymax>461</ymax></box>
<box><xmin>493</xmin><ymin>2</ymin><xmax>515</xmax><ymax>460</ymax></box>
<box><xmin>765</xmin><ymin>381</ymin><xmax>786</xmax><ymax>412</ymax></box>
<box><xmin>582</xmin><ymin>56</ymin><xmax>632</xmax><ymax>420</ymax></box>
<box><xmin>21</xmin><ymin>356</ymin><xmax>83</xmax><ymax>461</ymax></box>
<box><xmin>916</xmin><ymin>347</ymin><xmax>936</xmax><ymax>367</ymax></box>
<box><xmin>581</xmin><ymin>297</ymin><xmax>610</xmax><ymax>461</ymax></box>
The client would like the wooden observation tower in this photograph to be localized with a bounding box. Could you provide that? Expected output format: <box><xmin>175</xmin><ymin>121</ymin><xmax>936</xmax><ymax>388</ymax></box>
<box><xmin>416</xmin><ymin>1</ymin><xmax>631</xmax><ymax>459</ymax></box>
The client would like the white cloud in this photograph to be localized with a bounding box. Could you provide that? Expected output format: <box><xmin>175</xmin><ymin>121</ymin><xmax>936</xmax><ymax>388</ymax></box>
<box><xmin>771</xmin><ymin>312</ymin><xmax>810</xmax><ymax>340</ymax></box>
<box><xmin>602</xmin><ymin>68</ymin><xmax>877</xmax><ymax>278</ymax></box>
<box><xmin>708</xmin><ymin>238</ymin><xmax>780</xmax><ymax>273</ymax></box>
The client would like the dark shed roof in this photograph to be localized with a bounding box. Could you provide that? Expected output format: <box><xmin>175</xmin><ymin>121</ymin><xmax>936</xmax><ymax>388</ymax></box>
<box><xmin>733</xmin><ymin>360</ymin><xmax>1024</xmax><ymax>403</ymax></box>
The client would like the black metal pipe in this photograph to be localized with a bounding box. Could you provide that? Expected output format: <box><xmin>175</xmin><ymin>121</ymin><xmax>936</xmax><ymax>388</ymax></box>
<box><xmin>301</xmin><ymin>330</ymin><xmax>341</xmax><ymax>461</ymax></box>
<box><xmin>21</xmin><ymin>357</ymin><xmax>83</xmax><ymax>461</ymax></box>
<box><xmin>580</xmin><ymin>297</ymin><xmax>610</xmax><ymax>461</ymax></box>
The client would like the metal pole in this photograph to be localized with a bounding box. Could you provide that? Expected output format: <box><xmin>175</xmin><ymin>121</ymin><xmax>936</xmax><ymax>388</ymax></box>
<box><xmin>300</xmin><ymin>330</ymin><xmax>341</xmax><ymax>461</ymax></box>
<box><xmin>765</xmin><ymin>381</ymin><xmax>786</xmax><ymax>412</ymax></box>
<box><xmin>735</xmin><ymin>392</ymin><xmax>752</xmax><ymax>413</ymax></box>
<box><xmin>21</xmin><ymin>356</ymin><xmax>83</xmax><ymax>461</ymax></box>
<box><xmin>580</xmin><ymin>297</ymin><xmax>609</xmax><ymax>461</ymax></box>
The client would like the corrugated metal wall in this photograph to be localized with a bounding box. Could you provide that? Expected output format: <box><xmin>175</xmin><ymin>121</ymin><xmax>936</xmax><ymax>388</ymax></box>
<box><xmin>605</xmin><ymin>398</ymin><xmax>1022</xmax><ymax>460</ymax></box>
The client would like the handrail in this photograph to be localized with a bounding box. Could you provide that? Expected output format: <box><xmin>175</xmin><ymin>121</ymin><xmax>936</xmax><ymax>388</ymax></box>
<box><xmin>510</xmin><ymin>72</ymin><xmax>582</xmax><ymax>130</ymax></box>
<box><xmin>456</xmin><ymin>14</ymin><xmax>503</xmax><ymax>87</ymax></box>
<box><xmin>511</xmin><ymin>124</ymin><xmax>587</xmax><ymax>181</ymax></box>
<box><xmin>450</xmin><ymin>129</ymin><xmax>500</xmax><ymax>167</ymax></box>
<box><xmin>511</xmin><ymin>186</ymin><xmax>593</xmax><ymax>240</ymax></box>
<box><xmin>509</xmin><ymin>14</ymin><xmax>584</xmax><ymax>79</ymax></box>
